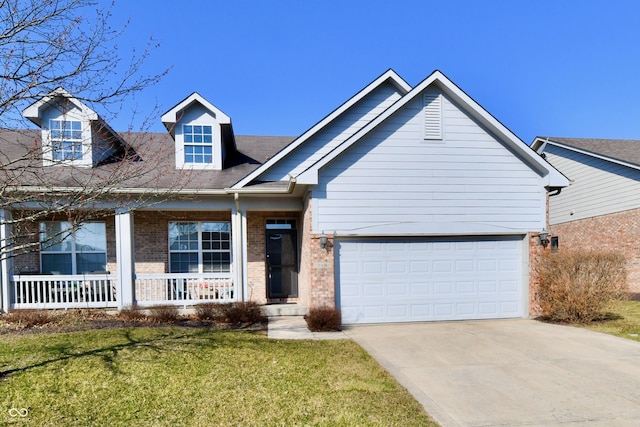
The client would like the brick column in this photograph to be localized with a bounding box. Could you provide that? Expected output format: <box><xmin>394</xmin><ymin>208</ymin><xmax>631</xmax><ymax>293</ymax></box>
<box><xmin>309</xmin><ymin>232</ymin><xmax>336</xmax><ymax>308</ymax></box>
<box><xmin>529</xmin><ymin>231</ymin><xmax>550</xmax><ymax>317</ymax></box>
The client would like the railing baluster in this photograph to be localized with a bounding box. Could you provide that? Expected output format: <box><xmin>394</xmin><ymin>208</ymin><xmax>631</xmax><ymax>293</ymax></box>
<box><xmin>9</xmin><ymin>274</ymin><xmax>118</xmax><ymax>309</ymax></box>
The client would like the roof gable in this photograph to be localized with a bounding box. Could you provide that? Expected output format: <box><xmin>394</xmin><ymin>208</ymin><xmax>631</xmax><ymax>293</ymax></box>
<box><xmin>293</xmin><ymin>70</ymin><xmax>569</xmax><ymax>189</ymax></box>
<box><xmin>231</xmin><ymin>69</ymin><xmax>411</xmax><ymax>188</ymax></box>
<box><xmin>161</xmin><ymin>92</ymin><xmax>231</xmax><ymax>135</ymax></box>
<box><xmin>23</xmin><ymin>87</ymin><xmax>98</xmax><ymax>127</ymax></box>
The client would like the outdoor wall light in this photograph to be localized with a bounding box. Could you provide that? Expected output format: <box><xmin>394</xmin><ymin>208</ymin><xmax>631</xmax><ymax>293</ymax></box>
<box><xmin>319</xmin><ymin>232</ymin><xmax>328</xmax><ymax>250</ymax></box>
<box><xmin>539</xmin><ymin>229</ymin><xmax>550</xmax><ymax>247</ymax></box>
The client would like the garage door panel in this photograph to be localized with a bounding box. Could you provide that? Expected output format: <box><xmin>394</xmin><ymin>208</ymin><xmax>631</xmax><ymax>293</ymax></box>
<box><xmin>338</xmin><ymin>237</ymin><xmax>524</xmax><ymax>324</ymax></box>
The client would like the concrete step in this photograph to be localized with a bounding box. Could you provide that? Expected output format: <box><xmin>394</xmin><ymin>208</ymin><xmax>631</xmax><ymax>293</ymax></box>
<box><xmin>262</xmin><ymin>303</ymin><xmax>307</xmax><ymax>317</ymax></box>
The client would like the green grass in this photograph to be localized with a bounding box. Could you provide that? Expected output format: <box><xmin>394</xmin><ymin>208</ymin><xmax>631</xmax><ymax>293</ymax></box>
<box><xmin>580</xmin><ymin>299</ymin><xmax>640</xmax><ymax>343</ymax></box>
<box><xmin>0</xmin><ymin>327</ymin><xmax>436</xmax><ymax>426</ymax></box>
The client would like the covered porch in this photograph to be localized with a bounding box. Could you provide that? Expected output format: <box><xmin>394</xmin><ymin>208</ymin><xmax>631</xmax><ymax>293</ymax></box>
<box><xmin>0</xmin><ymin>201</ymin><xmax>310</xmax><ymax>312</ymax></box>
<box><xmin>1</xmin><ymin>207</ymin><xmax>242</xmax><ymax>312</ymax></box>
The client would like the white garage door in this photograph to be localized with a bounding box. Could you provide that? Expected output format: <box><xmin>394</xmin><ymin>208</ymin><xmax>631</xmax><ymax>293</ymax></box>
<box><xmin>337</xmin><ymin>237</ymin><xmax>524</xmax><ymax>324</ymax></box>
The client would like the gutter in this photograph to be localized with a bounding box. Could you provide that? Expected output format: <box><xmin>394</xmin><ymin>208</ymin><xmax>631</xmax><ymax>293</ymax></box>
<box><xmin>224</xmin><ymin>175</ymin><xmax>297</xmax><ymax>195</ymax></box>
<box><xmin>5</xmin><ymin>175</ymin><xmax>297</xmax><ymax>197</ymax></box>
<box><xmin>547</xmin><ymin>187</ymin><xmax>562</xmax><ymax>197</ymax></box>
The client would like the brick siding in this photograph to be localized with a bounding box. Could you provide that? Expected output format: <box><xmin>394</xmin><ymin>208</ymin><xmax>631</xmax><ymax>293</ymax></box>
<box><xmin>550</xmin><ymin>208</ymin><xmax>640</xmax><ymax>292</ymax></box>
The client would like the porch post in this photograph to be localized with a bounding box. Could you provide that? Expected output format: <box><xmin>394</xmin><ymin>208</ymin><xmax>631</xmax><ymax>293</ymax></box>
<box><xmin>115</xmin><ymin>209</ymin><xmax>135</xmax><ymax>309</ymax></box>
<box><xmin>0</xmin><ymin>210</ymin><xmax>11</xmax><ymax>313</ymax></box>
<box><xmin>233</xmin><ymin>194</ymin><xmax>247</xmax><ymax>302</ymax></box>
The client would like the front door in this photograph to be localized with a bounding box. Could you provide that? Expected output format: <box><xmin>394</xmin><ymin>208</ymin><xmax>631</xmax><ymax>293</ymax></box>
<box><xmin>266</xmin><ymin>228</ymin><xmax>298</xmax><ymax>298</ymax></box>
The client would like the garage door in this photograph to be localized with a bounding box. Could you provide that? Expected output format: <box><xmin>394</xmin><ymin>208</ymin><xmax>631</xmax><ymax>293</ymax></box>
<box><xmin>337</xmin><ymin>237</ymin><xmax>524</xmax><ymax>324</ymax></box>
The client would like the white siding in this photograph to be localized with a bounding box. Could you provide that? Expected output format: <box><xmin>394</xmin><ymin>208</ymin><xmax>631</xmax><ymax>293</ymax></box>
<box><xmin>544</xmin><ymin>145</ymin><xmax>640</xmax><ymax>225</ymax></box>
<box><xmin>313</xmin><ymin>90</ymin><xmax>546</xmax><ymax>235</ymax></box>
<box><xmin>259</xmin><ymin>82</ymin><xmax>403</xmax><ymax>182</ymax></box>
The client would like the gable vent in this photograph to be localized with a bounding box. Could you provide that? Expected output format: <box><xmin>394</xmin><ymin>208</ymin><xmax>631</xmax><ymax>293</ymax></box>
<box><xmin>423</xmin><ymin>92</ymin><xmax>442</xmax><ymax>140</ymax></box>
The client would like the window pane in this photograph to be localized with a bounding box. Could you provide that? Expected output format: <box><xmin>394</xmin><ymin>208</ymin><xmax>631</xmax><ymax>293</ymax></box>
<box><xmin>40</xmin><ymin>222</ymin><xmax>72</xmax><ymax>252</ymax></box>
<box><xmin>76</xmin><ymin>253</ymin><xmax>107</xmax><ymax>274</ymax></box>
<box><xmin>75</xmin><ymin>223</ymin><xmax>106</xmax><ymax>252</ymax></box>
<box><xmin>203</xmin><ymin>252</ymin><xmax>231</xmax><ymax>273</ymax></box>
<box><xmin>169</xmin><ymin>222</ymin><xmax>199</xmax><ymax>251</ymax></box>
<box><xmin>169</xmin><ymin>221</ymin><xmax>231</xmax><ymax>274</ymax></box>
<box><xmin>170</xmin><ymin>252</ymin><xmax>198</xmax><ymax>273</ymax></box>
<box><xmin>42</xmin><ymin>253</ymin><xmax>72</xmax><ymax>274</ymax></box>
<box><xmin>183</xmin><ymin>125</ymin><xmax>192</xmax><ymax>133</ymax></box>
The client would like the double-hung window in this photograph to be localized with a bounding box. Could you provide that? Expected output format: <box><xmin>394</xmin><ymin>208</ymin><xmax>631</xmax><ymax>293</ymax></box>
<box><xmin>50</xmin><ymin>119</ymin><xmax>83</xmax><ymax>161</ymax></box>
<box><xmin>40</xmin><ymin>222</ymin><xmax>107</xmax><ymax>274</ymax></box>
<box><xmin>169</xmin><ymin>222</ymin><xmax>231</xmax><ymax>273</ymax></box>
<box><xmin>183</xmin><ymin>125</ymin><xmax>213</xmax><ymax>164</ymax></box>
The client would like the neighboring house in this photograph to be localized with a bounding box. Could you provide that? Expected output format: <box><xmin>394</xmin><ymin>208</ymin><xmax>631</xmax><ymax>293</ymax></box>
<box><xmin>0</xmin><ymin>70</ymin><xmax>568</xmax><ymax>324</ymax></box>
<box><xmin>532</xmin><ymin>137</ymin><xmax>640</xmax><ymax>292</ymax></box>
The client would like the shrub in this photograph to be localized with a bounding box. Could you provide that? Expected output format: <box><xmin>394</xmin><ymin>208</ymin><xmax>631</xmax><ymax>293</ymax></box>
<box><xmin>214</xmin><ymin>301</ymin><xmax>266</xmax><ymax>325</ymax></box>
<box><xmin>194</xmin><ymin>302</ymin><xmax>218</xmax><ymax>321</ymax></box>
<box><xmin>147</xmin><ymin>305</ymin><xmax>180</xmax><ymax>323</ymax></box>
<box><xmin>118</xmin><ymin>305</ymin><xmax>146</xmax><ymax>321</ymax></box>
<box><xmin>305</xmin><ymin>306</ymin><xmax>342</xmax><ymax>331</ymax></box>
<box><xmin>4</xmin><ymin>309</ymin><xmax>52</xmax><ymax>328</ymax></box>
<box><xmin>535</xmin><ymin>250</ymin><xmax>628</xmax><ymax>323</ymax></box>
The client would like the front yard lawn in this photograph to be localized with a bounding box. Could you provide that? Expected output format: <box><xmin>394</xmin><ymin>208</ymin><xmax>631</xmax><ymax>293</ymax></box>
<box><xmin>580</xmin><ymin>299</ymin><xmax>640</xmax><ymax>343</ymax></box>
<box><xmin>0</xmin><ymin>327</ymin><xmax>435</xmax><ymax>426</ymax></box>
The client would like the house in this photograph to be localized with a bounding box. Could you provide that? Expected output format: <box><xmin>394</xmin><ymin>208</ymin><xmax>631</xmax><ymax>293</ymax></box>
<box><xmin>532</xmin><ymin>137</ymin><xmax>640</xmax><ymax>293</ymax></box>
<box><xmin>0</xmin><ymin>70</ymin><xmax>568</xmax><ymax>324</ymax></box>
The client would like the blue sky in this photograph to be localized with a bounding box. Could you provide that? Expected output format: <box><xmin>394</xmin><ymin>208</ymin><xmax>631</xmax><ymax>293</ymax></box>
<box><xmin>103</xmin><ymin>0</ymin><xmax>640</xmax><ymax>144</ymax></box>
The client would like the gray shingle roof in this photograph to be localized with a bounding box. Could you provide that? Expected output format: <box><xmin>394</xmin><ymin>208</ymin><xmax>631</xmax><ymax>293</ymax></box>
<box><xmin>542</xmin><ymin>137</ymin><xmax>640</xmax><ymax>168</ymax></box>
<box><xmin>0</xmin><ymin>129</ymin><xmax>295</xmax><ymax>192</ymax></box>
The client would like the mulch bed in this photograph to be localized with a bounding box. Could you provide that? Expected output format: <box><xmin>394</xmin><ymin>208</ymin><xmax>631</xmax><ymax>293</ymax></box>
<box><xmin>0</xmin><ymin>309</ymin><xmax>267</xmax><ymax>336</ymax></box>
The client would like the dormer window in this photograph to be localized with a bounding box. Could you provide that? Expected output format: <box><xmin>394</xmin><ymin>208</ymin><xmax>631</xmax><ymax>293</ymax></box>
<box><xmin>162</xmin><ymin>93</ymin><xmax>236</xmax><ymax>171</ymax></box>
<box><xmin>183</xmin><ymin>125</ymin><xmax>213</xmax><ymax>164</ymax></box>
<box><xmin>50</xmin><ymin>119</ymin><xmax>83</xmax><ymax>161</ymax></box>
<box><xmin>23</xmin><ymin>87</ymin><xmax>134</xmax><ymax>168</ymax></box>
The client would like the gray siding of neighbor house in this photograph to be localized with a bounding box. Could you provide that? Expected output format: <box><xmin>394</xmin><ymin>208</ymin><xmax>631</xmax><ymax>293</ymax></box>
<box><xmin>544</xmin><ymin>144</ymin><xmax>640</xmax><ymax>225</ymax></box>
<box><xmin>258</xmin><ymin>82</ymin><xmax>403</xmax><ymax>182</ymax></box>
<box><xmin>313</xmin><ymin>90</ymin><xmax>547</xmax><ymax>235</ymax></box>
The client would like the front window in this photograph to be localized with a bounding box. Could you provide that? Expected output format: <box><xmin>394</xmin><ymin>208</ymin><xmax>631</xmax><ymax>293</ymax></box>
<box><xmin>50</xmin><ymin>119</ymin><xmax>83</xmax><ymax>161</ymax></box>
<box><xmin>183</xmin><ymin>125</ymin><xmax>213</xmax><ymax>164</ymax></box>
<box><xmin>40</xmin><ymin>222</ymin><xmax>107</xmax><ymax>274</ymax></box>
<box><xmin>169</xmin><ymin>221</ymin><xmax>231</xmax><ymax>273</ymax></box>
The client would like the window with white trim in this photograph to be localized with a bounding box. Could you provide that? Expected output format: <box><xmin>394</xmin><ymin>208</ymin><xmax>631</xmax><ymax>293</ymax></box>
<box><xmin>183</xmin><ymin>125</ymin><xmax>213</xmax><ymax>164</ymax></box>
<box><xmin>40</xmin><ymin>222</ymin><xmax>107</xmax><ymax>274</ymax></box>
<box><xmin>169</xmin><ymin>222</ymin><xmax>231</xmax><ymax>273</ymax></box>
<box><xmin>50</xmin><ymin>119</ymin><xmax>83</xmax><ymax>160</ymax></box>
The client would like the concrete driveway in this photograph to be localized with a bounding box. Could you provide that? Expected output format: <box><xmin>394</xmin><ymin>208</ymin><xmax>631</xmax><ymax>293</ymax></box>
<box><xmin>344</xmin><ymin>319</ymin><xmax>640</xmax><ymax>427</ymax></box>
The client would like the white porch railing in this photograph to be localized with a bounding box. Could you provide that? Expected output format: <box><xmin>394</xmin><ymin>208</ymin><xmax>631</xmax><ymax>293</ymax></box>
<box><xmin>134</xmin><ymin>273</ymin><xmax>235</xmax><ymax>307</ymax></box>
<box><xmin>11</xmin><ymin>274</ymin><xmax>118</xmax><ymax>310</ymax></box>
